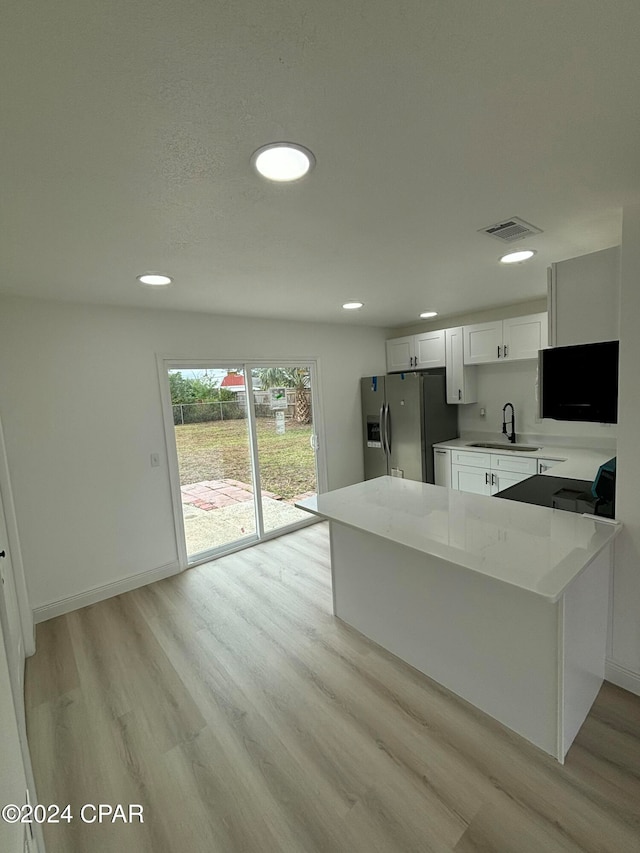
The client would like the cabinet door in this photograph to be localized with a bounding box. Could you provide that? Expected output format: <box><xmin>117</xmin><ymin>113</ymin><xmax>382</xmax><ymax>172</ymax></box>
<box><xmin>491</xmin><ymin>469</ymin><xmax>533</xmax><ymax>495</ymax></box>
<box><xmin>549</xmin><ymin>247</ymin><xmax>620</xmax><ymax>346</ymax></box>
<box><xmin>451</xmin><ymin>464</ymin><xmax>491</xmax><ymax>495</ymax></box>
<box><xmin>434</xmin><ymin>448</ymin><xmax>451</xmax><ymax>487</ymax></box>
<box><xmin>445</xmin><ymin>327</ymin><xmax>477</xmax><ymax>403</ymax></box>
<box><xmin>502</xmin><ymin>313</ymin><xmax>548</xmax><ymax>360</ymax></box>
<box><xmin>385</xmin><ymin>336</ymin><xmax>414</xmax><ymax>372</ymax></box>
<box><xmin>463</xmin><ymin>321</ymin><xmax>503</xmax><ymax>364</ymax></box>
<box><xmin>414</xmin><ymin>330</ymin><xmax>446</xmax><ymax>369</ymax></box>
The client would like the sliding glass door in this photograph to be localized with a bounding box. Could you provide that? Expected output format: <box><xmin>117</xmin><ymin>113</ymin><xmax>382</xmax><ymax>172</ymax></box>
<box><xmin>250</xmin><ymin>365</ymin><xmax>318</xmax><ymax>535</ymax></box>
<box><xmin>164</xmin><ymin>361</ymin><xmax>321</xmax><ymax>564</ymax></box>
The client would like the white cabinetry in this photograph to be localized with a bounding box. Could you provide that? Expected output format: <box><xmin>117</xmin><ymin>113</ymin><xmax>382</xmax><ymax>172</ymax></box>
<box><xmin>548</xmin><ymin>247</ymin><xmax>620</xmax><ymax>347</ymax></box>
<box><xmin>385</xmin><ymin>336</ymin><xmax>414</xmax><ymax>372</ymax></box>
<box><xmin>434</xmin><ymin>448</ymin><xmax>452</xmax><ymax>487</ymax></box>
<box><xmin>450</xmin><ymin>448</ymin><xmax>537</xmax><ymax>496</ymax></box>
<box><xmin>445</xmin><ymin>327</ymin><xmax>477</xmax><ymax>404</ymax></box>
<box><xmin>464</xmin><ymin>313</ymin><xmax>548</xmax><ymax>364</ymax></box>
<box><xmin>414</xmin><ymin>330</ymin><xmax>446</xmax><ymax>369</ymax></box>
<box><xmin>386</xmin><ymin>330</ymin><xmax>445</xmax><ymax>372</ymax></box>
<box><xmin>451</xmin><ymin>462</ymin><xmax>492</xmax><ymax>495</ymax></box>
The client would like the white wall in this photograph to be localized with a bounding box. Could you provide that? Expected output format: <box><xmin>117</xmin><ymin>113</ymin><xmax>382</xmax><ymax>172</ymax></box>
<box><xmin>389</xmin><ymin>297</ymin><xmax>548</xmax><ymax>338</ymax></box>
<box><xmin>610</xmin><ymin>203</ymin><xmax>640</xmax><ymax>689</ymax></box>
<box><xmin>457</xmin><ymin>359</ymin><xmax>618</xmax><ymax>445</ymax></box>
<box><xmin>0</xmin><ymin>296</ymin><xmax>386</xmax><ymax>612</ymax></box>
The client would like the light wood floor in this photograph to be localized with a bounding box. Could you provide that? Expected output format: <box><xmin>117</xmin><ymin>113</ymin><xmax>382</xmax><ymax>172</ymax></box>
<box><xmin>25</xmin><ymin>522</ymin><xmax>640</xmax><ymax>853</ymax></box>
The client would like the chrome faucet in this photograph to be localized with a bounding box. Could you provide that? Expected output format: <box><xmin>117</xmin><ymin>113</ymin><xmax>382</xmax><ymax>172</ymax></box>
<box><xmin>502</xmin><ymin>402</ymin><xmax>516</xmax><ymax>444</ymax></box>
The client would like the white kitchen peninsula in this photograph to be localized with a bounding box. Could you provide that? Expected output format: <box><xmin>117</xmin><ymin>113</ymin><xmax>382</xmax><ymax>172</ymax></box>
<box><xmin>297</xmin><ymin>477</ymin><xmax>620</xmax><ymax>762</ymax></box>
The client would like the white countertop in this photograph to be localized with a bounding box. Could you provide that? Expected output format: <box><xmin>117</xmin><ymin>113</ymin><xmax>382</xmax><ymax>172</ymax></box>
<box><xmin>432</xmin><ymin>437</ymin><xmax>614</xmax><ymax>481</ymax></box>
<box><xmin>297</xmin><ymin>476</ymin><xmax>619</xmax><ymax>603</ymax></box>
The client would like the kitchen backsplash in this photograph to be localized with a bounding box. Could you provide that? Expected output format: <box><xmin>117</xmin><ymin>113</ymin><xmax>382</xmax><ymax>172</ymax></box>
<box><xmin>458</xmin><ymin>360</ymin><xmax>617</xmax><ymax>444</ymax></box>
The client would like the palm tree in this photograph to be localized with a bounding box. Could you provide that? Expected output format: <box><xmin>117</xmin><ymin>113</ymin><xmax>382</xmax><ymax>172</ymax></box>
<box><xmin>253</xmin><ymin>367</ymin><xmax>312</xmax><ymax>424</ymax></box>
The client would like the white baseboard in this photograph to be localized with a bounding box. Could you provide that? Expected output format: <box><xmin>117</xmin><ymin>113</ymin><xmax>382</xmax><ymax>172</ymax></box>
<box><xmin>605</xmin><ymin>658</ymin><xmax>640</xmax><ymax>697</ymax></box>
<box><xmin>33</xmin><ymin>560</ymin><xmax>181</xmax><ymax>623</ymax></box>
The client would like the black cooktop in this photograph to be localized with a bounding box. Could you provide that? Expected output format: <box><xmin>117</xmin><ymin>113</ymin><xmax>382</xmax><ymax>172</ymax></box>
<box><xmin>494</xmin><ymin>474</ymin><xmax>615</xmax><ymax>519</ymax></box>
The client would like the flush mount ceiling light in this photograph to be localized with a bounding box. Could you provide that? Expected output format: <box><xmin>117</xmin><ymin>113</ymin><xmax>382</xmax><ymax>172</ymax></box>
<box><xmin>136</xmin><ymin>273</ymin><xmax>173</xmax><ymax>287</ymax></box>
<box><xmin>499</xmin><ymin>249</ymin><xmax>537</xmax><ymax>264</ymax></box>
<box><xmin>251</xmin><ymin>142</ymin><xmax>315</xmax><ymax>182</ymax></box>
<box><xmin>419</xmin><ymin>311</ymin><xmax>438</xmax><ymax>319</ymax></box>
<box><xmin>342</xmin><ymin>301</ymin><xmax>364</xmax><ymax>310</ymax></box>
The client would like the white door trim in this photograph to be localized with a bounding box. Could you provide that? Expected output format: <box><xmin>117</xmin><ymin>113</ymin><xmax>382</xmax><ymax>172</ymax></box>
<box><xmin>0</xmin><ymin>415</ymin><xmax>34</xmax><ymax>657</ymax></box>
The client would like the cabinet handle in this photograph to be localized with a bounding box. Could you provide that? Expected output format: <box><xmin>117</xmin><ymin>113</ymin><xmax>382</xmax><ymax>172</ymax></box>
<box><xmin>504</xmin><ymin>344</ymin><xmax>508</xmax><ymax>358</ymax></box>
<box><xmin>491</xmin><ymin>473</ymin><xmax>496</xmax><ymax>486</ymax></box>
<box><xmin>458</xmin><ymin>389</ymin><xmax>462</xmax><ymax>400</ymax></box>
<box><xmin>485</xmin><ymin>472</ymin><xmax>489</xmax><ymax>484</ymax></box>
<box><xmin>497</xmin><ymin>345</ymin><xmax>501</xmax><ymax>358</ymax></box>
<box><xmin>435</xmin><ymin>450</ymin><xmax>446</xmax><ymax>455</ymax></box>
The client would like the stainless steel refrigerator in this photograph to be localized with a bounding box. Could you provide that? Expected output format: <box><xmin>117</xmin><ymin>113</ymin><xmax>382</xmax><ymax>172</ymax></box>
<box><xmin>361</xmin><ymin>371</ymin><xmax>458</xmax><ymax>482</ymax></box>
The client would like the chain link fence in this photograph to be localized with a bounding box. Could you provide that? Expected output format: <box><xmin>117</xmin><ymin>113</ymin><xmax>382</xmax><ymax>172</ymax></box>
<box><xmin>172</xmin><ymin>391</ymin><xmax>296</xmax><ymax>426</ymax></box>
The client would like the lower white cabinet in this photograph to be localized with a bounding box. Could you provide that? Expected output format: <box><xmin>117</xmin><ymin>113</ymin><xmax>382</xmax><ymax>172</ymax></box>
<box><xmin>434</xmin><ymin>448</ymin><xmax>451</xmax><ymax>487</ymax></box>
<box><xmin>451</xmin><ymin>463</ymin><xmax>492</xmax><ymax>495</ymax></box>
<box><xmin>449</xmin><ymin>449</ymin><xmax>537</xmax><ymax>496</ymax></box>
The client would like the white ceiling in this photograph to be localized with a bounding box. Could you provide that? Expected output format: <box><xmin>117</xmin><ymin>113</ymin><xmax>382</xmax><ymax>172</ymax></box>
<box><xmin>2</xmin><ymin>1</ymin><xmax>639</xmax><ymax>328</ymax></box>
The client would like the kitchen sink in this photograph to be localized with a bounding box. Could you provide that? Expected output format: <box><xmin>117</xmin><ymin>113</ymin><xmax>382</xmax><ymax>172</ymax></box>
<box><xmin>467</xmin><ymin>442</ymin><xmax>540</xmax><ymax>452</ymax></box>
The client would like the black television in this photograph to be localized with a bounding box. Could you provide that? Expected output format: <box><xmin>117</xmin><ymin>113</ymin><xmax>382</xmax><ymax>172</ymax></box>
<box><xmin>539</xmin><ymin>340</ymin><xmax>619</xmax><ymax>424</ymax></box>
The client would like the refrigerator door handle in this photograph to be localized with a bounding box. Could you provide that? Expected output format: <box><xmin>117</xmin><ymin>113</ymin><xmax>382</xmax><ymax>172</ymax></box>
<box><xmin>385</xmin><ymin>403</ymin><xmax>392</xmax><ymax>454</ymax></box>
<box><xmin>379</xmin><ymin>404</ymin><xmax>387</xmax><ymax>456</ymax></box>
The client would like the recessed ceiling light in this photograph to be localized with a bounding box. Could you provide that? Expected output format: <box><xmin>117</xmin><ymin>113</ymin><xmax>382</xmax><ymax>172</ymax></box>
<box><xmin>419</xmin><ymin>311</ymin><xmax>438</xmax><ymax>319</ymax></box>
<box><xmin>136</xmin><ymin>273</ymin><xmax>173</xmax><ymax>287</ymax></box>
<box><xmin>499</xmin><ymin>249</ymin><xmax>537</xmax><ymax>264</ymax></box>
<box><xmin>251</xmin><ymin>142</ymin><xmax>315</xmax><ymax>182</ymax></box>
<box><xmin>342</xmin><ymin>301</ymin><xmax>364</xmax><ymax>310</ymax></box>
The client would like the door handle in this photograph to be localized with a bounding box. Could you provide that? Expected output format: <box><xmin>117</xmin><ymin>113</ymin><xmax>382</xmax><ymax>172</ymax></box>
<box><xmin>485</xmin><ymin>472</ymin><xmax>489</xmax><ymax>484</ymax></box>
<box><xmin>458</xmin><ymin>389</ymin><xmax>462</xmax><ymax>400</ymax></box>
<box><xmin>491</xmin><ymin>474</ymin><xmax>496</xmax><ymax>486</ymax></box>
<box><xmin>504</xmin><ymin>344</ymin><xmax>508</xmax><ymax>358</ymax></box>
<box><xmin>385</xmin><ymin>404</ymin><xmax>392</xmax><ymax>453</ymax></box>
<box><xmin>497</xmin><ymin>345</ymin><xmax>501</xmax><ymax>358</ymax></box>
<box><xmin>0</xmin><ymin>550</ymin><xmax>5</xmax><ymax>558</ymax></box>
<box><xmin>379</xmin><ymin>404</ymin><xmax>387</xmax><ymax>455</ymax></box>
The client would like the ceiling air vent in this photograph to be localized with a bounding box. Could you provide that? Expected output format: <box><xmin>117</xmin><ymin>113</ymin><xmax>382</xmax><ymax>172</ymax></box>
<box><xmin>479</xmin><ymin>217</ymin><xmax>543</xmax><ymax>243</ymax></box>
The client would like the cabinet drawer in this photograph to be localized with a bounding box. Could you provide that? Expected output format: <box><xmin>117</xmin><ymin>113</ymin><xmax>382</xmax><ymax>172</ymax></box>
<box><xmin>490</xmin><ymin>454</ymin><xmax>537</xmax><ymax>475</ymax></box>
<box><xmin>537</xmin><ymin>457</ymin><xmax>560</xmax><ymax>474</ymax></box>
<box><xmin>451</xmin><ymin>449</ymin><xmax>491</xmax><ymax>468</ymax></box>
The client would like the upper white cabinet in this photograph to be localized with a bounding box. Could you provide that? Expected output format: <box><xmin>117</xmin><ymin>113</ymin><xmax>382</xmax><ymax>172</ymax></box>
<box><xmin>445</xmin><ymin>327</ymin><xmax>477</xmax><ymax>404</ymax></box>
<box><xmin>463</xmin><ymin>320</ymin><xmax>502</xmax><ymax>364</ymax></box>
<box><xmin>386</xmin><ymin>330</ymin><xmax>445</xmax><ymax>372</ymax></box>
<box><xmin>464</xmin><ymin>313</ymin><xmax>548</xmax><ymax>364</ymax></box>
<box><xmin>414</xmin><ymin>330</ymin><xmax>446</xmax><ymax>368</ymax></box>
<box><xmin>548</xmin><ymin>247</ymin><xmax>620</xmax><ymax>347</ymax></box>
<box><xmin>385</xmin><ymin>335</ymin><xmax>414</xmax><ymax>372</ymax></box>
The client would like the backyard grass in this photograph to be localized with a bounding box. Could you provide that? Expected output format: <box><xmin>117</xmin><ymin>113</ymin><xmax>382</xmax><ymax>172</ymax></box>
<box><xmin>174</xmin><ymin>418</ymin><xmax>316</xmax><ymax>500</ymax></box>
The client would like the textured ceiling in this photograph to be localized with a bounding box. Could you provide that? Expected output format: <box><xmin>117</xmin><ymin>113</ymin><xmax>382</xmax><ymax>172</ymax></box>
<box><xmin>2</xmin><ymin>1</ymin><xmax>639</xmax><ymax>327</ymax></box>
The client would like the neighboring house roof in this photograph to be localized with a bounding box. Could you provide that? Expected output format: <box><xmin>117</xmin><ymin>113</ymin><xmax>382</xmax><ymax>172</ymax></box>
<box><xmin>221</xmin><ymin>373</ymin><xmax>245</xmax><ymax>392</ymax></box>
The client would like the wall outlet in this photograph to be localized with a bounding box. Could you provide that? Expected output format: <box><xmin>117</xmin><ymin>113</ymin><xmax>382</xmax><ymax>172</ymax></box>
<box><xmin>150</xmin><ymin>453</ymin><xmax>160</xmax><ymax>467</ymax></box>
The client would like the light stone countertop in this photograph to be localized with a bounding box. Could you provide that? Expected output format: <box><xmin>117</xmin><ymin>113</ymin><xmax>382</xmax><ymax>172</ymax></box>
<box><xmin>297</xmin><ymin>476</ymin><xmax>620</xmax><ymax>603</ymax></box>
<box><xmin>432</xmin><ymin>437</ymin><xmax>615</xmax><ymax>481</ymax></box>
